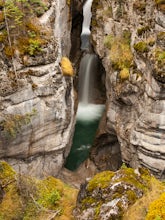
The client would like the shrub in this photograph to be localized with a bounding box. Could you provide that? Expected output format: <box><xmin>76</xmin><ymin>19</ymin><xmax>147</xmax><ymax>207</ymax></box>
<box><xmin>1</xmin><ymin>0</ymin><xmax>48</xmax><ymax>58</ymax></box>
<box><xmin>146</xmin><ymin>192</ymin><xmax>165</xmax><ymax>220</ymax></box>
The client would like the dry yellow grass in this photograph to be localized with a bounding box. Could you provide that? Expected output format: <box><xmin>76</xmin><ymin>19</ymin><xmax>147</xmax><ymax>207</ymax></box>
<box><xmin>123</xmin><ymin>177</ymin><xmax>165</xmax><ymax>220</ymax></box>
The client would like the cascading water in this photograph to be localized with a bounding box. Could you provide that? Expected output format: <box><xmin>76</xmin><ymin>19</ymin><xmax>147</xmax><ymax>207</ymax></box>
<box><xmin>80</xmin><ymin>0</ymin><xmax>93</xmax><ymax>50</ymax></box>
<box><xmin>65</xmin><ymin>0</ymin><xmax>104</xmax><ymax>171</ymax></box>
<box><xmin>78</xmin><ymin>54</ymin><xmax>98</xmax><ymax>104</ymax></box>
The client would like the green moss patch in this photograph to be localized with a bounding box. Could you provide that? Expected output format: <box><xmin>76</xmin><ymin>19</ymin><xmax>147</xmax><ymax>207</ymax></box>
<box><xmin>87</xmin><ymin>171</ymin><xmax>114</xmax><ymax>191</ymax></box>
<box><xmin>134</xmin><ymin>41</ymin><xmax>149</xmax><ymax>53</ymax></box>
<box><xmin>0</xmin><ymin>162</ymin><xmax>78</xmax><ymax>220</ymax></box>
<box><xmin>0</xmin><ymin>109</ymin><xmax>37</xmax><ymax>139</ymax></box>
<box><xmin>75</xmin><ymin>167</ymin><xmax>153</xmax><ymax>219</ymax></box>
<box><xmin>105</xmin><ymin>34</ymin><xmax>133</xmax><ymax>70</ymax></box>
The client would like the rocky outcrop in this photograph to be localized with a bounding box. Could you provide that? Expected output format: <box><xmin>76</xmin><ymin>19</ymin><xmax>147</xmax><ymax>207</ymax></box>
<box><xmin>74</xmin><ymin>167</ymin><xmax>165</xmax><ymax>220</ymax></box>
<box><xmin>74</xmin><ymin>167</ymin><xmax>152</xmax><ymax>219</ymax></box>
<box><xmin>0</xmin><ymin>0</ymin><xmax>75</xmax><ymax>177</ymax></box>
<box><xmin>91</xmin><ymin>0</ymin><xmax>165</xmax><ymax>178</ymax></box>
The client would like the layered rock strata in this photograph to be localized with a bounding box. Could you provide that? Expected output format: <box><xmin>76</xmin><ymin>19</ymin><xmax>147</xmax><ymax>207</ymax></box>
<box><xmin>0</xmin><ymin>0</ymin><xmax>75</xmax><ymax>177</ymax></box>
<box><xmin>91</xmin><ymin>0</ymin><xmax>165</xmax><ymax>178</ymax></box>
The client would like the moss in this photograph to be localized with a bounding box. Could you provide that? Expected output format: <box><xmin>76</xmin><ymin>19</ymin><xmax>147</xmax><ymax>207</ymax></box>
<box><xmin>119</xmin><ymin>68</ymin><xmax>130</xmax><ymax>81</ymax></box>
<box><xmin>155</xmin><ymin>49</ymin><xmax>165</xmax><ymax>61</ymax></box>
<box><xmin>0</xmin><ymin>0</ymin><xmax>4</xmax><ymax>7</ymax></box>
<box><xmin>0</xmin><ymin>163</ymin><xmax>78</xmax><ymax>219</ymax></box>
<box><xmin>0</xmin><ymin>161</ymin><xmax>16</xmax><ymax>184</ymax></box>
<box><xmin>126</xmin><ymin>190</ymin><xmax>137</xmax><ymax>204</ymax></box>
<box><xmin>87</xmin><ymin>171</ymin><xmax>114</xmax><ymax>191</ymax></box>
<box><xmin>117</xmin><ymin>167</ymin><xmax>150</xmax><ymax>191</ymax></box>
<box><xmin>94</xmin><ymin>203</ymin><xmax>102</xmax><ymax>219</ymax></box>
<box><xmin>60</xmin><ymin>57</ymin><xmax>74</xmax><ymax>76</ymax></box>
<box><xmin>67</xmin><ymin>0</ymin><xmax>71</xmax><ymax>6</ymax></box>
<box><xmin>133</xmin><ymin>1</ymin><xmax>146</xmax><ymax>12</ymax></box>
<box><xmin>155</xmin><ymin>0</ymin><xmax>165</xmax><ymax>5</ymax></box>
<box><xmin>0</xmin><ymin>11</ymin><xmax>4</xmax><ymax>22</ymax></box>
<box><xmin>0</xmin><ymin>30</ymin><xmax>6</xmax><ymax>43</ymax></box>
<box><xmin>82</xmin><ymin>197</ymin><xmax>97</xmax><ymax>209</ymax></box>
<box><xmin>37</xmin><ymin>177</ymin><xmax>62</xmax><ymax>210</ymax></box>
<box><xmin>0</xmin><ymin>109</ymin><xmax>37</xmax><ymax>139</ymax></box>
<box><xmin>134</xmin><ymin>41</ymin><xmax>149</xmax><ymax>53</ymax></box>
<box><xmin>104</xmin><ymin>6</ymin><xmax>113</xmax><ymax>17</ymax></box>
<box><xmin>104</xmin><ymin>34</ymin><xmax>114</xmax><ymax>49</ymax></box>
<box><xmin>4</xmin><ymin>45</ymin><xmax>15</xmax><ymax>57</ymax></box>
<box><xmin>104</xmin><ymin>34</ymin><xmax>133</xmax><ymax>70</ymax></box>
<box><xmin>146</xmin><ymin>192</ymin><xmax>165</xmax><ymax>220</ymax></box>
<box><xmin>0</xmin><ymin>0</ymin><xmax>48</xmax><ymax>58</ymax></box>
<box><xmin>154</xmin><ymin>48</ymin><xmax>165</xmax><ymax>70</ymax></box>
<box><xmin>147</xmin><ymin>37</ymin><xmax>155</xmax><ymax>46</ymax></box>
<box><xmin>137</xmin><ymin>26</ymin><xmax>150</xmax><ymax>36</ymax></box>
<box><xmin>157</xmin><ymin>32</ymin><xmax>165</xmax><ymax>41</ymax></box>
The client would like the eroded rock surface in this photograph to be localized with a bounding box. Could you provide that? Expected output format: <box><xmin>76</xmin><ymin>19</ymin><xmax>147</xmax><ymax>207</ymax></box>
<box><xmin>0</xmin><ymin>0</ymin><xmax>75</xmax><ymax>177</ymax></box>
<box><xmin>91</xmin><ymin>0</ymin><xmax>165</xmax><ymax>178</ymax></box>
<box><xmin>74</xmin><ymin>167</ymin><xmax>151</xmax><ymax>220</ymax></box>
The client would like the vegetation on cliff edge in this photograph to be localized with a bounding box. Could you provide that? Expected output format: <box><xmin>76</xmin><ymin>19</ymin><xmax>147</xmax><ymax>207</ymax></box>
<box><xmin>0</xmin><ymin>161</ymin><xmax>78</xmax><ymax>220</ymax></box>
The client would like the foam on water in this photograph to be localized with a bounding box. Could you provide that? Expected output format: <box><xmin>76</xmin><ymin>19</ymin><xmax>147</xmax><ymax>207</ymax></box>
<box><xmin>76</xmin><ymin>144</ymin><xmax>91</xmax><ymax>151</ymax></box>
<box><xmin>76</xmin><ymin>103</ymin><xmax>105</xmax><ymax>122</ymax></box>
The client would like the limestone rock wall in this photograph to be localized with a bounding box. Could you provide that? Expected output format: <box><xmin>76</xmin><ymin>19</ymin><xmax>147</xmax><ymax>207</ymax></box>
<box><xmin>91</xmin><ymin>0</ymin><xmax>165</xmax><ymax>178</ymax></box>
<box><xmin>0</xmin><ymin>0</ymin><xmax>75</xmax><ymax>177</ymax></box>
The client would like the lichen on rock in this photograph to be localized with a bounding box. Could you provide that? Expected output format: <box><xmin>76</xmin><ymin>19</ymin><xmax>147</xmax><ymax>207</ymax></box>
<box><xmin>74</xmin><ymin>167</ymin><xmax>152</xmax><ymax>220</ymax></box>
<box><xmin>91</xmin><ymin>0</ymin><xmax>165</xmax><ymax>178</ymax></box>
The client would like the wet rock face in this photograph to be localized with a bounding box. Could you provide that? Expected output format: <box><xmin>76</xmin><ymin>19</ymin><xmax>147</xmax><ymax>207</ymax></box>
<box><xmin>91</xmin><ymin>0</ymin><xmax>165</xmax><ymax>178</ymax></box>
<box><xmin>0</xmin><ymin>0</ymin><xmax>75</xmax><ymax>177</ymax></box>
<box><xmin>74</xmin><ymin>167</ymin><xmax>151</xmax><ymax>220</ymax></box>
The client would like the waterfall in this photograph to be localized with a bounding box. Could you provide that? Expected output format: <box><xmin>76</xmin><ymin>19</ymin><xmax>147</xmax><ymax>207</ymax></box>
<box><xmin>78</xmin><ymin>54</ymin><xmax>98</xmax><ymax>104</ymax></box>
<box><xmin>65</xmin><ymin>0</ymin><xmax>104</xmax><ymax>171</ymax></box>
<box><xmin>81</xmin><ymin>0</ymin><xmax>93</xmax><ymax>35</ymax></box>
<box><xmin>81</xmin><ymin>0</ymin><xmax>93</xmax><ymax>50</ymax></box>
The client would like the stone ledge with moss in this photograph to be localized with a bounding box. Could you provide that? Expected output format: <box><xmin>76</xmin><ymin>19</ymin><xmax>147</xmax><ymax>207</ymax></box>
<box><xmin>74</xmin><ymin>166</ymin><xmax>165</xmax><ymax>220</ymax></box>
<box><xmin>0</xmin><ymin>161</ymin><xmax>78</xmax><ymax>220</ymax></box>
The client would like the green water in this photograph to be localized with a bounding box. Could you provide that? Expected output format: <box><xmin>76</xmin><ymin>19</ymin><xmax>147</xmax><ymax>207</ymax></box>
<box><xmin>65</xmin><ymin>119</ymin><xmax>100</xmax><ymax>171</ymax></box>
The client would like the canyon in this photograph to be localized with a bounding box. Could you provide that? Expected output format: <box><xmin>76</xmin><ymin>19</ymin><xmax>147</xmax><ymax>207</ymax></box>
<box><xmin>0</xmin><ymin>0</ymin><xmax>164</xmax><ymax>181</ymax></box>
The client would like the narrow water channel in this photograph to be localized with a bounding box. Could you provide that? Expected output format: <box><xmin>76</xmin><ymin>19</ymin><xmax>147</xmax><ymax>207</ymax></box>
<box><xmin>65</xmin><ymin>0</ymin><xmax>105</xmax><ymax>171</ymax></box>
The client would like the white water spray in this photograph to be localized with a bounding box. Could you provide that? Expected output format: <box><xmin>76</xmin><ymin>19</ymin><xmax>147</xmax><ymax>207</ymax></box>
<box><xmin>78</xmin><ymin>0</ymin><xmax>104</xmax><ymax>122</ymax></box>
<box><xmin>81</xmin><ymin>0</ymin><xmax>93</xmax><ymax>35</ymax></box>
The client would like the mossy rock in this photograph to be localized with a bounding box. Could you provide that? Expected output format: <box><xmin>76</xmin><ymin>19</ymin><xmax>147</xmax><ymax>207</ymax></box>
<box><xmin>60</xmin><ymin>57</ymin><xmax>74</xmax><ymax>76</ymax></box>
<box><xmin>119</xmin><ymin>68</ymin><xmax>130</xmax><ymax>81</ymax></box>
<box><xmin>105</xmin><ymin>34</ymin><xmax>133</xmax><ymax>70</ymax></box>
<box><xmin>137</xmin><ymin>26</ymin><xmax>150</xmax><ymax>36</ymax></box>
<box><xmin>134</xmin><ymin>41</ymin><xmax>149</xmax><ymax>53</ymax></box>
<box><xmin>75</xmin><ymin>167</ymin><xmax>152</xmax><ymax>219</ymax></box>
<box><xmin>87</xmin><ymin>171</ymin><xmax>115</xmax><ymax>191</ymax></box>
